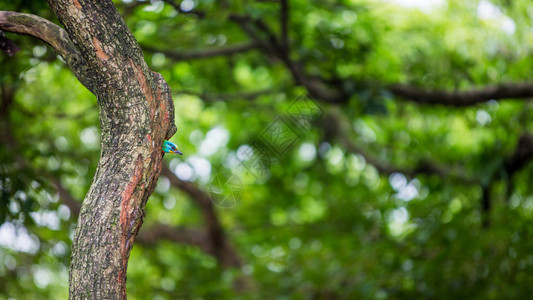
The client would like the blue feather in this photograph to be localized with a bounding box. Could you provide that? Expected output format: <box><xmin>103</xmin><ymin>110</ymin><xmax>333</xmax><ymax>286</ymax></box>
<box><xmin>162</xmin><ymin>140</ymin><xmax>183</xmax><ymax>155</ymax></box>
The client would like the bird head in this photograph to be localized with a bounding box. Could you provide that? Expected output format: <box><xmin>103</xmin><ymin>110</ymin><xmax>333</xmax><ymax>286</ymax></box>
<box><xmin>162</xmin><ymin>140</ymin><xmax>183</xmax><ymax>155</ymax></box>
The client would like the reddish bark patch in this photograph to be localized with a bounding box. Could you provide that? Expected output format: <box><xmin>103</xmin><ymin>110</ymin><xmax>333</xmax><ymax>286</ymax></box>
<box><xmin>158</xmin><ymin>85</ymin><xmax>168</xmax><ymax>124</ymax></box>
<box><xmin>152</xmin><ymin>72</ymin><xmax>172</xmax><ymax>138</ymax></box>
<box><xmin>93</xmin><ymin>37</ymin><xmax>109</xmax><ymax>60</ymax></box>
<box><xmin>117</xmin><ymin>270</ymin><xmax>126</xmax><ymax>295</ymax></box>
<box><xmin>163</xmin><ymin>108</ymin><xmax>169</xmax><ymax>124</ymax></box>
<box><xmin>121</xmin><ymin>162</ymin><xmax>142</xmax><ymax>202</ymax></box>
<box><xmin>146</xmin><ymin>134</ymin><xmax>153</xmax><ymax>150</ymax></box>
<box><xmin>130</xmin><ymin>59</ymin><xmax>154</xmax><ymax>105</ymax></box>
<box><xmin>156</xmin><ymin>81</ymin><xmax>162</xmax><ymax>102</ymax></box>
<box><xmin>73</xmin><ymin>0</ymin><xmax>82</xmax><ymax>9</ymax></box>
<box><xmin>119</xmin><ymin>156</ymin><xmax>143</xmax><ymax>273</ymax></box>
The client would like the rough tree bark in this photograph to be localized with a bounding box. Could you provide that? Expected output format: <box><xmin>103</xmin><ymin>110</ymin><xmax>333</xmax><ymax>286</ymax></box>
<box><xmin>1</xmin><ymin>0</ymin><xmax>177</xmax><ymax>298</ymax></box>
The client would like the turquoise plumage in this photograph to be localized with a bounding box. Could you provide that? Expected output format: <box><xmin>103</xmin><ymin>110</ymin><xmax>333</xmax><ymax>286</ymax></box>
<box><xmin>162</xmin><ymin>140</ymin><xmax>183</xmax><ymax>155</ymax></box>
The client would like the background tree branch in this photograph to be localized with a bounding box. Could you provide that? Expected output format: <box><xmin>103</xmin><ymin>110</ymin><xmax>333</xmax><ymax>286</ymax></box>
<box><xmin>137</xmin><ymin>225</ymin><xmax>210</xmax><ymax>251</ymax></box>
<box><xmin>323</xmin><ymin>111</ymin><xmax>476</xmax><ymax>183</ymax></box>
<box><xmin>158</xmin><ymin>2</ymin><xmax>533</xmax><ymax>107</ymax></box>
<box><xmin>0</xmin><ymin>29</ymin><xmax>20</xmax><ymax>56</ymax></box>
<box><xmin>143</xmin><ymin>42</ymin><xmax>259</xmax><ymax>61</ymax></box>
<box><xmin>161</xmin><ymin>165</ymin><xmax>242</xmax><ymax>268</ymax></box>
<box><xmin>389</xmin><ymin>83</ymin><xmax>533</xmax><ymax>106</ymax></box>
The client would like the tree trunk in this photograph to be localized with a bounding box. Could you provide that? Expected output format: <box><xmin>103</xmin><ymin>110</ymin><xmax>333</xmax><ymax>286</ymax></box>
<box><xmin>42</xmin><ymin>1</ymin><xmax>177</xmax><ymax>298</ymax></box>
<box><xmin>1</xmin><ymin>1</ymin><xmax>175</xmax><ymax>296</ymax></box>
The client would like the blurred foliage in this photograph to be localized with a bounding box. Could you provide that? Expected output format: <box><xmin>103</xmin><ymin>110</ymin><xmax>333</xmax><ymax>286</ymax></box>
<box><xmin>2</xmin><ymin>0</ymin><xmax>533</xmax><ymax>299</ymax></box>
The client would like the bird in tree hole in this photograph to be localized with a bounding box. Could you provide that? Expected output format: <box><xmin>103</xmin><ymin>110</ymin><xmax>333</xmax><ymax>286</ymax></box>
<box><xmin>162</xmin><ymin>140</ymin><xmax>183</xmax><ymax>155</ymax></box>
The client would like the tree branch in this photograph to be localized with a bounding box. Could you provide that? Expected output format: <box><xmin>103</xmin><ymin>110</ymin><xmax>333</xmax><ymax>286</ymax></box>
<box><xmin>137</xmin><ymin>224</ymin><xmax>211</xmax><ymax>251</ymax></box>
<box><xmin>481</xmin><ymin>184</ymin><xmax>491</xmax><ymax>228</ymax></box>
<box><xmin>161</xmin><ymin>1</ymin><xmax>345</xmax><ymax>103</ymax></box>
<box><xmin>0</xmin><ymin>11</ymin><xmax>74</xmax><ymax>57</ymax></box>
<box><xmin>162</xmin><ymin>1</ymin><xmax>533</xmax><ymax>106</ymax></box>
<box><xmin>0</xmin><ymin>29</ymin><xmax>20</xmax><ymax>56</ymax></box>
<box><xmin>161</xmin><ymin>165</ymin><xmax>242</xmax><ymax>268</ymax></box>
<box><xmin>2</xmin><ymin>83</ymin><xmax>83</xmax><ymax>218</ymax></box>
<box><xmin>324</xmin><ymin>111</ymin><xmax>476</xmax><ymax>182</ymax></box>
<box><xmin>175</xmin><ymin>88</ymin><xmax>276</xmax><ymax>102</ymax></box>
<box><xmin>504</xmin><ymin>133</ymin><xmax>533</xmax><ymax>177</ymax></box>
<box><xmin>280</xmin><ymin>0</ymin><xmax>289</xmax><ymax>50</ymax></box>
<box><xmin>229</xmin><ymin>11</ymin><xmax>346</xmax><ymax>103</ymax></box>
<box><xmin>389</xmin><ymin>83</ymin><xmax>533</xmax><ymax>106</ymax></box>
<box><xmin>0</xmin><ymin>11</ymin><xmax>92</xmax><ymax>90</ymax></box>
<box><xmin>137</xmin><ymin>220</ymin><xmax>253</xmax><ymax>291</ymax></box>
<box><xmin>161</xmin><ymin>0</ymin><xmax>206</xmax><ymax>18</ymax></box>
<box><xmin>143</xmin><ymin>42</ymin><xmax>258</xmax><ymax>60</ymax></box>
<box><xmin>51</xmin><ymin>177</ymin><xmax>82</xmax><ymax>217</ymax></box>
<box><xmin>480</xmin><ymin>133</ymin><xmax>533</xmax><ymax>227</ymax></box>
